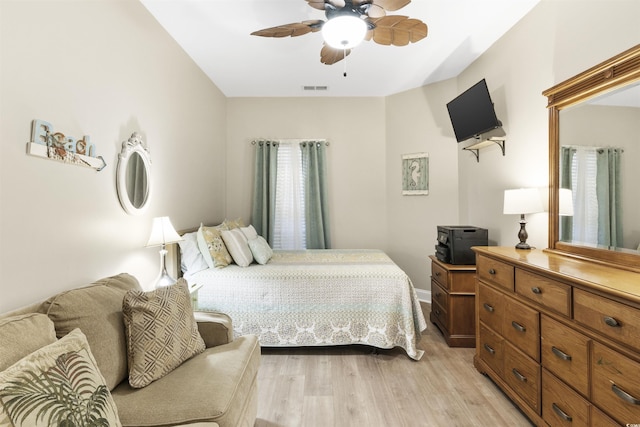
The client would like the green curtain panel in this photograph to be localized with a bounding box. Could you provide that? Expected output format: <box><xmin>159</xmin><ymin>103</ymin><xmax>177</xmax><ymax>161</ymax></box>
<box><xmin>251</xmin><ymin>141</ymin><xmax>279</xmax><ymax>244</ymax></box>
<box><xmin>560</xmin><ymin>146</ymin><xmax>575</xmax><ymax>242</ymax></box>
<box><xmin>596</xmin><ymin>148</ymin><xmax>622</xmax><ymax>247</ymax></box>
<box><xmin>301</xmin><ymin>141</ymin><xmax>331</xmax><ymax>249</ymax></box>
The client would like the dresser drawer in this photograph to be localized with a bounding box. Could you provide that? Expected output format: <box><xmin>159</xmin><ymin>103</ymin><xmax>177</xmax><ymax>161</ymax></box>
<box><xmin>477</xmin><ymin>255</ymin><xmax>514</xmax><ymax>291</ymax></box>
<box><xmin>590</xmin><ymin>407</ymin><xmax>620</xmax><ymax>427</ymax></box>
<box><xmin>503</xmin><ymin>296</ymin><xmax>540</xmax><ymax>362</ymax></box>
<box><xmin>448</xmin><ymin>269</ymin><xmax>476</xmax><ymax>293</ymax></box>
<box><xmin>478</xmin><ymin>283</ymin><xmax>504</xmax><ymax>334</ymax></box>
<box><xmin>431</xmin><ymin>280</ymin><xmax>448</xmax><ymax>309</ymax></box>
<box><xmin>431</xmin><ymin>262</ymin><xmax>449</xmax><ymax>289</ymax></box>
<box><xmin>431</xmin><ymin>299</ymin><xmax>448</xmax><ymax>330</ymax></box>
<box><xmin>591</xmin><ymin>341</ymin><xmax>640</xmax><ymax>425</ymax></box>
<box><xmin>542</xmin><ymin>368</ymin><xmax>589</xmax><ymax>427</ymax></box>
<box><xmin>541</xmin><ymin>315</ymin><xmax>589</xmax><ymax>397</ymax></box>
<box><xmin>504</xmin><ymin>341</ymin><xmax>540</xmax><ymax>414</ymax></box>
<box><xmin>574</xmin><ymin>288</ymin><xmax>640</xmax><ymax>353</ymax></box>
<box><xmin>479</xmin><ymin>323</ymin><xmax>504</xmax><ymax>378</ymax></box>
<box><xmin>515</xmin><ymin>269</ymin><xmax>571</xmax><ymax>316</ymax></box>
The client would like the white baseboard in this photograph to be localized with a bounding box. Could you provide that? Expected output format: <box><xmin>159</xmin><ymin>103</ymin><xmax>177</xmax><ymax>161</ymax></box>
<box><xmin>415</xmin><ymin>288</ymin><xmax>431</xmax><ymax>304</ymax></box>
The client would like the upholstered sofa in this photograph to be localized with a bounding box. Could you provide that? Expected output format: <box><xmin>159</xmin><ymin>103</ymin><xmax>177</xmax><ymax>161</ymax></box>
<box><xmin>0</xmin><ymin>273</ymin><xmax>260</xmax><ymax>427</ymax></box>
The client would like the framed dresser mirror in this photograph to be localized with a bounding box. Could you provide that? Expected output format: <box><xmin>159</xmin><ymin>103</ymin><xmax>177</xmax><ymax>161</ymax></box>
<box><xmin>543</xmin><ymin>44</ymin><xmax>640</xmax><ymax>271</ymax></box>
<box><xmin>116</xmin><ymin>132</ymin><xmax>151</xmax><ymax>215</ymax></box>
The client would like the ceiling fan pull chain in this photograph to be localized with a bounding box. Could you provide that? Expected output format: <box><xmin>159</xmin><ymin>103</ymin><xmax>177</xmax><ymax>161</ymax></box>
<box><xmin>343</xmin><ymin>48</ymin><xmax>347</xmax><ymax>77</ymax></box>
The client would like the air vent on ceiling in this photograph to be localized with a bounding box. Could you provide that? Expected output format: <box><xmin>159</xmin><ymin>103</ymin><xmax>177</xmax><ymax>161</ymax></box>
<box><xmin>302</xmin><ymin>86</ymin><xmax>328</xmax><ymax>91</ymax></box>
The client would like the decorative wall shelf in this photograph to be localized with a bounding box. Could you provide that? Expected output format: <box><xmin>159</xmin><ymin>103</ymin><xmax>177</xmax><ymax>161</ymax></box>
<box><xmin>27</xmin><ymin>142</ymin><xmax>106</xmax><ymax>171</ymax></box>
<box><xmin>463</xmin><ymin>137</ymin><xmax>506</xmax><ymax>162</ymax></box>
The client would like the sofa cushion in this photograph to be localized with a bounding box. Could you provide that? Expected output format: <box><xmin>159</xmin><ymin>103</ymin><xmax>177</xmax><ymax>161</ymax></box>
<box><xmin>39</xmin><ymin>273</ymin><xmax>141</xmax><ymax>390</ymax></box>
<box><xmin>122</xmin><ymin>280</ymin><xmax>205</xmax><ymax>389</ymax></box>
<box><xmin>111</xmin><ymin>334</ymin><xmax>260</xmax><ymax>427</ymax></box>
<box><xmin>0</xmin><ymin>328</ymin><xmax>121</xmax><ymax>426</ymax></box>
<box><xmin>0</xmin><ymin>313</ymin><xmax>57</xmax><ymax>372</ymax></box>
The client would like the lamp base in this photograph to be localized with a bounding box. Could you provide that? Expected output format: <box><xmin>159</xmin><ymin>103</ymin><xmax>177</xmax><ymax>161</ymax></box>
<box><xmin>154</xmin><ymin>247</ymin><xmax>177</xmax><ymax>288</ymax></box>
<box><xmin>154</xmin><ymin>272</ymin><xmax>177</xmax><ymax>288</ymax></box>
<box><xmin>515</xmin><ymin>215</ymin><xmax>533</xmax><ymax>250</ymax></box>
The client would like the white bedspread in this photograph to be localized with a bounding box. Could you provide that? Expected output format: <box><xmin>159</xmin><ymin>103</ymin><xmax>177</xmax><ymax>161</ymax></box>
<box><xmin>187</xmin><ymin>249</ymin><xmax>427</xmax><ymax>360</ymax></box>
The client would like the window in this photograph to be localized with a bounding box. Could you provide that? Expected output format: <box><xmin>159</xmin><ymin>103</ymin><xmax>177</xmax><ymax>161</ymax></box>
<box><xmin>252</xmin><ymin>139</ymin><xmax>330</xmax><ymax>250</ymax></box>
<box><xmin>273</xmin><ymin>143</ymin><xmax>306</xmax><ymax>250</ymax></box>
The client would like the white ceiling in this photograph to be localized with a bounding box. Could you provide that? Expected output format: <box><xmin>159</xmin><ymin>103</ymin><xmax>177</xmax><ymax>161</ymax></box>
<box><xmin>140</xmin><ymin>0</ymin><xmax>540</xmax><ymax>98</ymax></box>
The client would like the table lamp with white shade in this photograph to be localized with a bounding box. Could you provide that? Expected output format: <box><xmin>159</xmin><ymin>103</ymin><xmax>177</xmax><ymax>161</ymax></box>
<box><xmin>146</xmin><ymin>216</ymin><xmax>182</xmax><ymax>288</ymax></box>
<box><xmin>503</xmin><ymin>188</ymin><xmax>544</xmax><ymax>250</ymax></box>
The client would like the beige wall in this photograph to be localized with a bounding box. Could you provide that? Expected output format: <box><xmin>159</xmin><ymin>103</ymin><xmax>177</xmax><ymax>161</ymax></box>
<box><xmin>455</xmin><ymin>0</ymin><xmax>640</xmax><ymax>253</ymax></box>
<box><xmin>225</xmin><ymin>97</ymin><xmax>388</xmax><ymax>250</ymax></box>
<box><xmin>0</xmin><ymin>0</ymin><xmax>227</xmax><ymax>312</ymax></box>
<box><xmin>385</xmin><ymin>80</ymin><xmax>460</xmax><ymax>291</ymax></box>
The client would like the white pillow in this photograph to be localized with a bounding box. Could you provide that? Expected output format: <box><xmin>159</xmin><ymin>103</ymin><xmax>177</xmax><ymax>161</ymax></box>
<box><xmin>178</xmin><ymin>232</ymin><xmax>209</xmax><ymax>275</ymax></box>
<box><xmin>248</xmin><ymin>236</ymin><xmax>273</xmax><ymax>265</ymax></box>
<box><xmin>221</xmin><ymin>228</ymin><xmax>254</xmax><ymax>267</ymax></box>
<box><xmin>240</xmin><ymin>224</ymin><xmax>258</xmax><ymax>241</ymax></box>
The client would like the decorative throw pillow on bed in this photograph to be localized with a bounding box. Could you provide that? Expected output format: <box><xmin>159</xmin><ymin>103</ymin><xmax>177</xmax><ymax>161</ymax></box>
<box><xmin>223</xmin><ymin>217</ymin><xmax>245</xmax><ymax>230</ymax></box>
<box><xmin>197</xmin><ymin>223</ymin><xmax>232</xmax><ymax>268</ymax></box>
<box><xmin>248</xmin><ymin>235</ymin><xmax>274</xmax><ymax>265</ymax></box>
<box><xmin>221</xmin><ymin>228</ymin><xmax>253</xmax><ymax>267</ymax></box>
<box><xmin>178</xmin><ymin>231</ymin><xmax>209</xmax><ymax>275</ymax></box>
<box><xmin>122</xmin><ymin>280</ymin><xmax>205</xmax><ymax>389</ymax></box>
<box><xmin>240</xmin><ymin>224</ymin><xmax>259</xmax><ymax>241</ymax></box>
<box><xmin>0</xmin><ymin>328</ymin><xmax>121</xmax><ymax>426</ymax></box>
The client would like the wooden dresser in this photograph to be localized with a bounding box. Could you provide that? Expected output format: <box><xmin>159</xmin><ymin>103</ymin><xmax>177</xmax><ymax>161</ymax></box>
<box><xmin>473</xmin><ymin>246</ymin><xmax>640</xmax><ymax>426</ymax></box>
<box><xmin>429</xmin><ymin>255</ymin><xmax>476</xmax><ymax>348</ymax></box>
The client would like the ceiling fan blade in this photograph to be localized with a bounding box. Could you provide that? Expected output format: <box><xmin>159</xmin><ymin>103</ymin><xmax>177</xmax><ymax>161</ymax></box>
<box><xmin>366</xmin><ymin>4</ymin><xmax>386</xmax><ymax>18</ymax></box>
<box><xmin>306</xmin><ymin>0</ymin><xmax>345</xmax><ymax>10</ymax></box>
<box><xmin>372</xmin><ymin>0</ymin><xmax>411</xmax><ymax>12</ymax></box>
<box><xmin>320</xmin><ymin>44</ymin><xmax>351</xmax><ymax>65</ymax></box>
<box><xmin>367</xmin><ymin>16</ymin><xmax>427</xmax><ymax>46</ymax></box>
<box><xmin>251</xmin><ymin>20</ymin><xmax>324</xmax><ymax>38</ymax></box>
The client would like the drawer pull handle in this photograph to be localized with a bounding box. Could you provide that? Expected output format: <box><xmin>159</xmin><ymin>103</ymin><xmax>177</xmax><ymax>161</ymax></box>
<box><xmin>531</xmin><ymin>287</ymin><xmax>542</xmax><ymax>294</ymax></box>
<box><xmin>612</xmin><ymin>384</ymin><xmax>640</xmax><ymax>406</ymax></box>
<box><xmin>488</xmin><ymin>268</ymin><xmax>496</xmax><ymax>275</ymax></box>
<box><xmin>551</xmin><ymin>403</ymin><xmax>573</xmax><ymax>422</ymax></box>
<box><xmin>551</xmin><ymin>346</ymin><xmax>572</xmax><ymax>361</ymax></box>
<box><xmin>483</xmin><ymin>344</ymin><xmax>495</xmax><ymax>355</ymax></box>
<box><xmin>434</xmin><ymin>309</ymin><xmax>441</xmax><ymax>316</ymax></box>
<box><xmin>511</xmin><ymin>321</ymin><xmax>526</xmax><ymax>333</ymax></box>
<box><xmin>483</xmin><ymin>303</ymin><xmax>495</xmax><ymax>313</ymax></box>
<box><xmin>604</xmin><ymin>316</ymin><xmax>621</xmax><ymax>327</ymax></box>
<box><xmin>435</xmin><ymin>292</ymin><xmax>442</xmax><ymax>298</ymax></box>
<box><xmin>435</xmin><ymin>271</ymin><xmax>441</xmax><ymax>277</ymax></box>
<box><xmin>511</xmin><ymin>368</ymin><xmax>527</xmax><ymax>383</ymax></box>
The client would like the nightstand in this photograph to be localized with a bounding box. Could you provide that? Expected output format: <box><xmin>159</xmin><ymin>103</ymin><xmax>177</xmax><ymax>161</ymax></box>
<box><xmin>429</xmin><ymin>255</ymin><xmax>476</xmax><ymax>347</ymax></box>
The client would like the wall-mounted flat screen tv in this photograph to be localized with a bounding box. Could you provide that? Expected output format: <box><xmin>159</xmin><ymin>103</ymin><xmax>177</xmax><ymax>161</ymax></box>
<box><xmin>446</xmin><ymin>79</ymin><xmax>502</xmax><ymax>143</ymax></box>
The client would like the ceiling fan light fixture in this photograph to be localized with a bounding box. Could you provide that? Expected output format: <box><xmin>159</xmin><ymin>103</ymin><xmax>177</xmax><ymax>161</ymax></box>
<box><xmin>321</xmin><ymin>15</ymin><xmax>367</xmax><ymax>49</ymax></box>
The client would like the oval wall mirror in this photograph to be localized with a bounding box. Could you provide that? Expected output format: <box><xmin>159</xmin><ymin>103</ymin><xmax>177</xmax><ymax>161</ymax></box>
<box><xmin>116</xmin><ymin>132</ymin><xmax>151</xmax><ymax>215</ymax></box>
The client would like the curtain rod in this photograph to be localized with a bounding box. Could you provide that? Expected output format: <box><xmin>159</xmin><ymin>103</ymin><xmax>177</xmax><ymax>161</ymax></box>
<box><xmin>251</xmin><ymin>139</ymin><xmax>329</xmax><ymax>146</ymax></box>
<box><xmin>562</xmin><ymin>144</ymin><xmax>624</xmax><ymax>152</ymax></box>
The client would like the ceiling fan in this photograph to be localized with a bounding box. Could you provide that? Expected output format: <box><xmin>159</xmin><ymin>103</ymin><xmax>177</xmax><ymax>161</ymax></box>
<box><xmin>251</xmin><ymin>0</ymin><xmax>428</xmax><ymax>66</ymax></box>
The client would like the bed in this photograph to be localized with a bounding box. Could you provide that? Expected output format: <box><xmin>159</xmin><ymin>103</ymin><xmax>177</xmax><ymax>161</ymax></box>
<box><xmin>176</xmin><ymin>228</ymin><xmax>427</xmax><ymax>360</ymax></box>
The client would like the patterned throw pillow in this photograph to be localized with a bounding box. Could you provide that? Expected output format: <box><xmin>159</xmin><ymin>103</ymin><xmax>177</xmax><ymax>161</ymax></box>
<box><xmin>122</xmin><ymin>280</ymin><xmax>205</xmax><ymax>389</ymax></box>
<box><xmin>223</xmin><ymin>217</ymin><xmax>245</xmax><ymax>230</ymax></box>
<box><xmin>197</xmin><ymin>223</ymin><xmax>232</xmax><ymax>268</ymax></box>
<box><xmin>0</xmin><ymin>328</ymin><xmax>121</xmax><ymax>426</ymax></box>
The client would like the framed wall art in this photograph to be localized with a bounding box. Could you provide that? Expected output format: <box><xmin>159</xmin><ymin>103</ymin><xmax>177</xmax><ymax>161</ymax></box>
<box><xmin>402</xmin><ymin>152</ymin><xmax>429</xmax><ymax>195</ymax></box>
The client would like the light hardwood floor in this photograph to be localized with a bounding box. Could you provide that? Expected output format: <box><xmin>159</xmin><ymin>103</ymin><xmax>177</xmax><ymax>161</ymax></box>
<box><xmin>255</xmin><ymin>302</ymin><xmax>533</xmax><ymax>427</ymax></box>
